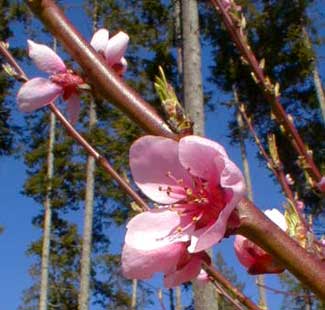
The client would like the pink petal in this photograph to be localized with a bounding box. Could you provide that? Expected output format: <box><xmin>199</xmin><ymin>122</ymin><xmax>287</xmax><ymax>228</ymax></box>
<box><xmin>164</xmin><ymin>254</ymin><xmax>202</xmax><ymax>288</ymax></box>
<box><xmin>178</xmin><ymin>135</ymin><xmax>228</xmax><ymax>182</ymax></box>
<box><xmin>195</xmin><ymin>269</ymin><xmax>210</xmax><ymax>286</ymax></box>
<box><xmin>234</xmin><ymin>235</ymin><xmax>255</xmax><ymax>269</ymax></box>
<box><xmin>122</xmin><ymin>241</ymin><xmax>185</xmax><ymax>280</ymax></box>
<box><xmin>264</xmin><ymin>209</ymin><xmax>287</xmax><ymax>231</ymax></box>
<box><xmin>130</xmin><ymin>136</ymin><xmax>191</xmax><ymax>204</ymax></box>
<box><xmin>112</xmin><ymin>57</ymin><xmax>128</xmax><ymax>75</ymax></box>
<box><xmin>188</xmin><ymin>200</ymin><xmax>235</xmax><ymax>253</ymax></box>
<box><xmin>90</xmin><ymin>28</ymin><xmax>109</xmax><ymax>53</ymax></box>
<box><xmin>17</xmin><ymin>78</ymin><xmax>63</xmax><ymax>112</ymax></box>
<box><xmin>125</xmin><ymin>208</ymin><xmax>189</xmax><ymax>250</ymax></box>
<box><xmin>104</xmin><ymin>31</ymin><xmax>129</xmax><ymax>66</ymax></box>
<box><xmin>66</xmin><ymin>93</ymin><xmax>81</xmax><ymax>125</ymax></box>
<box><xmin>28</xmin><ymin>40</ymin><xmax>66</xmax><ymax>74</ymax></box>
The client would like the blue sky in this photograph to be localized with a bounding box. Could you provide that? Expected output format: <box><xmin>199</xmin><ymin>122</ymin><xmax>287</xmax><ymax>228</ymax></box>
<box><xmin>0</xmin><ymin>0</ymin><xmax>324</xmax><ymax>309</ymax></box>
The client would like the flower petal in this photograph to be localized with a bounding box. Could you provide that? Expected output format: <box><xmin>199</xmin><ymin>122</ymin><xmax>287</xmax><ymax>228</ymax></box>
<box><xmin>125</xmin><ymin>208</ymin><xmax>189</xmax><ymax>250</ymax></box>
<box><xmin>28</xmin><ymin>40</ymin><xmax>66</xmax><ymax>74</ymax></box>
<box><xmin>178</xmin><ymin>135</ymin><xmax>228</xmax><ymax>182</ymax></box>
<box><xmin>234</xmin><ymin>235</ymin><xmax>255</xmax><ymax>269</ymax></box>
<box><xmin>164</xmin><ymin>253</ymin><xmax>202</xmax><ymax>288</ymax></box>
<box><xmin>105</xmin><ymin>31</ymin><xmax>129</xmax><ymax>66</ymax></box>
<box><xmin>130</xmin><ymin>136</ymin><xmax>191</xmax><ymax>204</ymax></box>
<box><xmin>66</xmin><ymin>93</ymin><xmax>81</xmax><ymax>125</ymax></box>
<box><xmin>264</xmin><ymin>208</ymin><xmax>287</xmax><ymax>231</ymax></box>
<box><xmin>17</xmin><ymin>78</ymin><xmax>62</xmax><ymax>112</ymax></box>
<box><xmin>122</xmin><ymin>241</ymin><xmax>185</xmax><ymax>280</ymax></box>
<box><xmin>90</xmin><ymin>28</ymin><xmax>109</xmax><ymax>53</ymax></box>
<box><xmin>188</xmin><ymin>200</ymin><xmax>235</xmax><ymax>252</ymax></box>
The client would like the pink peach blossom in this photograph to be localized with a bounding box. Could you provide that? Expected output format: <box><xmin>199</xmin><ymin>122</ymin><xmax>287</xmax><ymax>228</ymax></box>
<box><xmin>318</xmin><ymin>177</ymin><xmax>325</xmax><ymax>193</ymax></box>
<box><xmin>17</xmin><ymin>40</ymin><xmax>84</xmax><ymax>124</ymax></box>
<box><xmin>234</xmin><ymin>208</ymin><xmax>287</xmax><ymax>274</ymax></box>
<box><xmin>121</xmin><ymin>209</ymin><xmax>210</xmax><ymax>287</ymax></box>
<box><xmin>90</xmin><ymin>28</ymin><xmax>129</xmax><ymax>75</ymax></box>
<box><xmin>129</xmin><ymin>135</ymin><xmax>245</xmax><ymax>253</ymax></box>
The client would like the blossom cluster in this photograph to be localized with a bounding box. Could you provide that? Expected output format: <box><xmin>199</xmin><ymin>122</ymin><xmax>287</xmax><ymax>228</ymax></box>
<box><xmin>17</xmin><ymin>29</ymin><xmax>129</xmax><ymax>124</ymax></box>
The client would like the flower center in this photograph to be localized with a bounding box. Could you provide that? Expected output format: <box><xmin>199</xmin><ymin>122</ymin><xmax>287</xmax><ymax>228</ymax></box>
<box><xmin>50</xmin><ymin>70</ymin><xmax>84</xmax><ymax>100</ymax></box>
<box><xmin>161</xmin><ymin>171</ymin><xmax>226</xmax><ymax>234</ymax></box>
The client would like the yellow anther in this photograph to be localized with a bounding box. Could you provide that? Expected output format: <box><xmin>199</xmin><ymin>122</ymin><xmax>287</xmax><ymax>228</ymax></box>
<box><xmin>177</xmin><ymin>226</ymin><xmax>183</xmax><ymax>233</ymax></box>
<box><xmin>192</xmin><ymin>216</ymin><xmax>199</xmax><ymax>222</ymax></box>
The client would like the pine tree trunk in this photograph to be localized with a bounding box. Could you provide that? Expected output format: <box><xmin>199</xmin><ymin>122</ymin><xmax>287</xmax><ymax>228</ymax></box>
<box><xmin>313</xmin><ymin>66</ymin><xmax>325</xmax><ymax>124</ymax></box>
<box><xmin>131</xmin><ymin>279</ymin><xmax>137</xmax><ymax>310</ymax></box>
<box><xmin>173</xmin><ymin>0</ymin><xmax>183</xmax><ymax>89</ymax></box>
<box><xmin>302</xmin><ymin>28</ymin><xmax>325</xmax><ymax>124</ymax></box>
<box><xmin>175</xmin><ymin>287</ymin><xmax>182</xmax><ymax>310</ymax></box>
<box><xmin>181</xmin><ymin>0</ymin><xmax>204</xmax><ymax>136</ymax></box>
<box><xmin>78</xmin><ymin>98</ymin><xmax>97</xmax><ymax>310</ymax></box>
<box><xmin>39</xmin><ymin>109</ymin><xmax>56</xmax><ymax>310</ymax></box>
<box><xmin>78</xmin><ymin>3</ymin><xmax>98</xmax><ymax>308</ymax></box>
<box><xmin>181</xmin><ymin>1</ymin><xmax>218</xmax><ymax>309</ymax></box>
<box><xmin>233</xmin><ymin>86</ymin><xmax>268</xmax><ymax>310</ymax></box>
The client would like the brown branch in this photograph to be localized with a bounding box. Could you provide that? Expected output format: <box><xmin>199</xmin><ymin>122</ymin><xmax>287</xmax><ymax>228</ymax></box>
<box><xmin>203</xmin><ymin>263</ymin><xmax>261</xmax><ymax>310</ymax></box>
<box><xmin>0</xmin><ymin>42</ymin><xmax>148</xmax><ymax>211</ymax></box>
<box><xmin>27</xmin><ymin>0</ymin><xmax>180</xmax><ymax>140</ymax></box>
<box><xmin>236</xmin><ymin>197</ymin><xmax>325</xmax><ymax>300</ymax></box>
<box><xmin>210</xmin><ymin>0</ymin><xmax>322</xmax><ymax>185</ymax></box>
<box><xmin>256</xmin><ymin>283</ymin><xmax>316</xmax><ymax>298</ymax></box>
<box><xmin>238</xmin><ymin>103</ymin><xmax>296</xmax><ymax>203</ymax></box>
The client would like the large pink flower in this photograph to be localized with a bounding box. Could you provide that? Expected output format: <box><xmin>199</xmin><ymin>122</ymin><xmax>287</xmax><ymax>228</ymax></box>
<box><xmin>90</xmin><ymin>28</ymin><xmax>129</xmax><ymax>75</ymax></box>
<box><xmin>121</xmin><ymin>209</ymin><xmax>210</xmax><ymax>288</ymax></box>
<box><xmin>17</xmin><ymin>40</ymin><xmax>84</xmax><ymax>124</ymax></box>
<box><xmin>129</xmin><ymin>135</ymin><xmax>246</xmax><ymax>253</ymax></box>
<box><xmin>234</xmin><ymin>208</ymin><xmax>287</xmax><ymax>274</ymax></box>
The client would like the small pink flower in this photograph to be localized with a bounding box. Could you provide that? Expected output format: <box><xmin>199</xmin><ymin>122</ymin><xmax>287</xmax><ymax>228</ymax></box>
<box><xmin>90</xmin><ymin>28</ymin><xmax>129</xmax><ymax>75</ymax></box>
<box><xmin>17</xmin><ymin>40</ymin><xmax>83</xmax><ymax>124</ymax></box>
<box><xmin>129</xmin><ymin>135</ymin><xmax>245</xmax><ymax>253</ymax></box>
<box><xmin>317</xmin><ymin>177</ymin><xmax>325</xmax><ymax>193</ymax></box>
<box><xmin>121</xmin><ymin>209</ymin><xmax>211</xmax><ymax>288</ymax></box>
<box><xmin>234</xmin><ymin>208</ymin><xmax>287</xmax><ymax>274</ymax></box>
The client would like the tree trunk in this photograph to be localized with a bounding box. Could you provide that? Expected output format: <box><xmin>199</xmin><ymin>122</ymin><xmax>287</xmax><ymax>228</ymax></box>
<box><xmin>181</xmin><ymin>0</ymin><xmax>204</xmax><ymax>136</ymax></box>
<box><xmin>78</xmin><ymin>97</ymin><xmax>97</xmax><ymax>310</ymax></box>
<box><xmin>173</xmin><ymin>0</ymin><xmax>183</xmax><ymax>89</ymax></box>
<box><xmin>39</xmin><ymin>107</ymin><xmax>56</xmax><ymax>310</ymax></box>
<box><xmin>131</xmin><ymin>279</ymin><xmax>137</xmax><ymax>310</ymax></box>
<box><xmin>233</xmin><ymin>85</ymin><xmax>268</xmax><ymax>310</ymax></box>
<box><xmin>78</xmin><ymin>2</ymin><xmax>98</xmax><ymax>308</ymax></box>
<box><xmin>181</xmin><ymin>1</ymin><xmax>218</xmax><ymax>309</ymax></box>
<box><xmin>302</xmin><ymin>28</ymin><xmax>325</xmax><ymax>124</ymax></box>
<box><xmin>175</xmin><ymin>287</ymin><xmax>182</xmax><ymax>310</ymax></box>
<box><xmin>313</xmin><ymin>66</ymin><xmax>325</xmax><ymax>124</ymax></box>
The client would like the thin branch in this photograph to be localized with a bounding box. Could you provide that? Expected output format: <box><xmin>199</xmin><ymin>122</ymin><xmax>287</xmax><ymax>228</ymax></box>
<box><xmin>238</xmin><ymin>104</ymin><xmax>295</xmax><ymax>202</ymax></box>
<box><xmin>256</xmin><ymin>283</ymin><xmax>316</xmax><ymax>298</ymax></box>
<box><xmin>0</xmin><ymin>42</ymin><xmax>148</xmax><ymax>211</ymax></box>
<box><xmin>210</xmin><ymin>0</ymin><xmax>322</xmax><ymax>186</ymax></box>
<box><xmin>203</xmin><ymin>263</ymin><xmax>261</xmax><ymax>310</ymax></box>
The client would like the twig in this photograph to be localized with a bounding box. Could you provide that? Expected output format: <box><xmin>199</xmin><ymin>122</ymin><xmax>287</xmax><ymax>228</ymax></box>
<box><xmin>203</xmin><ymin>263</ymin><xmax>261</xmax><ymax>310</ymax></box>
<box><xmin>256</xmin><ymin>283</ymin><xmax>316</xmax><ymax>298</ymax></box>
<box><xmin>0</xmin><ymin>41</ymin><xmax>148</xmax><ymax>211</ymax></box>
<box><xmin>210</xmin><ymin>0</ymin><xmax>322</xmax><ymax>186</ymax></box>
